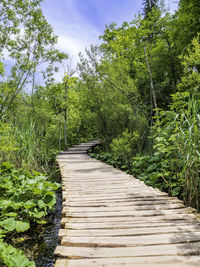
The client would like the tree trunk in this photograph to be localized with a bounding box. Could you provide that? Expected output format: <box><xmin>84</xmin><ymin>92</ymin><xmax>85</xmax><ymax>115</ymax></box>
<box><xmin>64</xmin><ymin>82</ymin><xmax>67</xmax><ymax>149</ymax></box>
<box><xmin>144</xmin><ymin>44</ymin><xmax>158</xmax><ymax>110</ymax></box>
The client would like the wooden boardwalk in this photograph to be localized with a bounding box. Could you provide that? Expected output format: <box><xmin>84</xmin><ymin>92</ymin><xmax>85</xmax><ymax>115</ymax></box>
<box><xmin>54</xmin><ymin>141</ymin><xmax>200</xmax><ymax>266</ymax></box>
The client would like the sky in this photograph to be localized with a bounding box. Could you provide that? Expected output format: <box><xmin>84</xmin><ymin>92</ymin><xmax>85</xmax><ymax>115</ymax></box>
<box><xmin>41</xmin><ymin>0</ymin><xmax>143</xmax><ymax>65</ymax></box>
<box><xmin>41</xmin><ymin>0</ymin><xmax>179</xmax><ymax>79</ymax></box>
<box><xmin>2</xmin><ymin>0</ymin><xmax>179</xmax><ymax>84</ymax></box>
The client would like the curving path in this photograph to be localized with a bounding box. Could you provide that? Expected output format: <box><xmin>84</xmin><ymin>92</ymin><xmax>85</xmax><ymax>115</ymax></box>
<box><xmin>54</xmin><ymin>141</ymin><xmax>200</xmax><ymax>267</ymax></box>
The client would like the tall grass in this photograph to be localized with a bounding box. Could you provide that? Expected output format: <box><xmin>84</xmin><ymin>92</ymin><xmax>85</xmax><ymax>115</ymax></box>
<box><xmin>151</xmin><ymin>94</ymin><xmax>200</xmax><ymax>209</ymax></box>
<box><xmin>0</xmin><ymin>121</ymin><xmax>55</xmax><ymax>171</ymax></box>
<box><xmin>174</xmin><ymin>96</ymin><xmax>200</xmax><ymax>209</ymax></box>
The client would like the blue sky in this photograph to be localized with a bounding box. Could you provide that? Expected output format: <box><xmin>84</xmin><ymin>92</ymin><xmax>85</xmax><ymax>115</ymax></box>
<box><xmin>41</xmin><ymin>0</ymin><xmax>143</xmax><ymax>67</ymax></box>
<box><xmin>41</xmin><ymin>0</ymin><xmax>179</xmax><ymax>73</ymax></box>
<box><xmin>2</xmin><ymin>0</ymin><xmax>179</xmax><ymax>84</ymax></box>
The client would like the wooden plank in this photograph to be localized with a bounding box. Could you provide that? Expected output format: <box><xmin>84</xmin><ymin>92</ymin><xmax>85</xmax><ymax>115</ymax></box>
<box><xmin>58</xmin><ymin>225</ymin><xmax>200</xmax><ymax>237</ymax></box>
<box><xmin>63</xmin><ymin>192</ymin><xmax>167</xmax><ymax>199</ymax></box>
<box><xmin>63</xmin><ymin>196</ymin><xmax>171</xmax><ymax>203</ymax></box>
<box><xmin>55</xmin><ymin>256</ymin><xmax>200</xmax><ymax>267</ymax></box>
<box><xmin>61</xmin><ymin>232</ymin><xmax>200</xmax><ymax>247</ymax></box>
<box><xmin>64</xmin><ymin>197</ymin><xmax>182</xmax><ymax>204</ymax></box>
<box><xmin>64</xmin><ymin>199</ymin><xmax>185</xmax><ymax>206</ymax></box>
<box><xmin>64</xmin><ymin>180</ymin><xmax>133</xmax><ymax>185</ymax></box>
<box><xmin>64</xmin><ymin>184</ymin><xmax>165</xmax><ymax>189</ymax></box>
<box><xmin>64</xmin><ymin>192</ymin><xmax>169</xmax><ymax>198</ymax></box>
<box><xmin>63</xmin><ymin>203</ymin><xmax>184</xmax><ymax>212</ymax></box>
<box><xmin>63</xmin><ymin>183</ymin><xmax>141</xmax><ymax>188</ymax></box>
<box><xmin>62</xmin><ymin>214</ymin><xmax>196</xmax><ymax>223</ymax></box>
<box><xmin>64</xmin><ymin>189</ymin><xmax>168</xmax><ymax>194</ymax></box>
<box><xmin>62</xmin><ymin>186</ymin><xmax>148</xmax><ymax>191</ymax></box>
<box><xmin>63</xmin><ymin>179</ymin><xmax>157</xmax><ymax>184</ymax></box>
<box><xmin>63</xmin><ymin>195</ymin><xmax>171</xmax><ymax>202</ymax></box>
<box><xmin>64</xmin><ymin>208</ymin><xmax>193</xmax><ymax>218</ymax></box>
<box><xmin>63</xmin><ymin>182</ymin><xmax>162</xmax><ymax>188</ymax></box>
<box><xmin>54</xmin><ymin>243</ymin><xmax>200</xmax><ymax>258</ymax></box>
<box><xmin>63</xmin><ymin>176</ymin><xmax>134</xmax><ymax>179</ymax></box>
<box><xmin>63</xmin><ymin>175</ymin><xmax>130</xmax><ymax>180</ymax></box>
<box><xmin>63</xmin><ymin>199</ymin><xmax>183</xmax><ymax>207</ymax></box>
<box><xmin>61</xmin><ymin>220</ymin><xmax>198</xmax><ymax>229</ymax></box>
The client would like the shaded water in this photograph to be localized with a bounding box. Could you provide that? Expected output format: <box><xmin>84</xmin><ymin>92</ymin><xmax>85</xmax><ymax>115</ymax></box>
<box><xmin>35</xmin><ymin>189</ymin><xmax>62</xmax><ymax>267</ymax></box>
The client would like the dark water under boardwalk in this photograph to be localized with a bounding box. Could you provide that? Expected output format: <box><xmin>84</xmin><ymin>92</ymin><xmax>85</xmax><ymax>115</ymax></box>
<box><xmin>35</xmin><ymin>190</ymin><xmax>62</xmax><ymax>267</ymax></box>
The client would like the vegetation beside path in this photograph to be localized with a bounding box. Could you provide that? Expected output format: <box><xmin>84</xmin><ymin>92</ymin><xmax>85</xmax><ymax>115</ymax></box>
<box><xmin>0</xmin><ymin>0</ymin><xmax>200</xmax><ymax>265</ymax></box>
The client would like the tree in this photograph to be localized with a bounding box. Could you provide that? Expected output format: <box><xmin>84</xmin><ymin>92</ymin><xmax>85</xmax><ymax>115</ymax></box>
<box><xmin>100</xmin><ymin>9</ymin><xmax>181</xmax><ymax>117</ymax></box>
<box><xmin>178</xmin><ymin>35</ymin><xmax>200</xmax><ymax>94</ymax></box>
<box><xmin>172</xmin><ymin>0</ymin><xmax>200</xmax><ymax>54</ymax></box>
<box><xmin>0</xmin><ymin>0</ymin><xmax>42</xmax><ymax>51</ymax></box>
<box><xmin>0</xmin><ymin>0</ymin><xmax>68</xmax><ymax>119</ymax></box>
<box><xmin>143</xmin><ymin>0</ymin><xmax>159</xmax><ymax>17</ymax></box>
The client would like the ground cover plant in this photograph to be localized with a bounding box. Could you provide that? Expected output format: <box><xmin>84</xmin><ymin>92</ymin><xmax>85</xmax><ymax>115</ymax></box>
<box><xmin>0</xmin><ymin>162</ymin><xmax>60</xmax><ymax>266</ymax></box>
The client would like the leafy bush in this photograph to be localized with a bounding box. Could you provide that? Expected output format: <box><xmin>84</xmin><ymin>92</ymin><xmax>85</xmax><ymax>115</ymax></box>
<box><xmin>91</xmin><ymin>93</ymin><xmax>200</xmax><ymax>211</ymax></box>
<box><xmin>110</xmin><ymin>129</ymin><xmax>139</xmax><ymax>171</ymax></box>
<box><xmin>132</xmin><ymin>154</ymin><xmax>184</xmax><ymax>197</ymax></box>
<box><xmin>132</xmin><ymin>92</ymin><xmax>200</xmax><ymax>209</ymax></box>
<box><xmin>0</xmin><ymin>162</ymin><xmax>60</xmax><ymax>266</ymax></box>
<box><xmin>0</xmin><ymin>241</ymin><xmax>35</xmax><ymax>267</ymax></box>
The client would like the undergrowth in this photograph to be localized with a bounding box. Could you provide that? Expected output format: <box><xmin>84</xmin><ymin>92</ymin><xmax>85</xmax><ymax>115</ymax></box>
<box><xmin>0</xmin><ymin>162</ymin><xmax>60</xmax><ymax>266</ymax></box>
<box><xmin>89</xmin><ymin>93</ymin><xmax>200</xmax><ymax>211</ymax></box>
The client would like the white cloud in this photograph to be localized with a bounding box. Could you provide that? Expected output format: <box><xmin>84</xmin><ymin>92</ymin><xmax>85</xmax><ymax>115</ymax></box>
<box><xmin>56</xmin><ymin>27</ymin><xmax>100</xmax><ymax>63</ymax></box>
<box><xmin>42</xmin><ymin>0</ymin><xmax>101</xmax><ymax>72</ymax></box>
<box><xmin>57</xmin><ymin>36</ymin><xmax>84</xmax><ymax>58</ymax></box>
<box><xmin>169</xmin><ymin>0</ymin><xmax>179</xmax><ymax>13</ymax></box>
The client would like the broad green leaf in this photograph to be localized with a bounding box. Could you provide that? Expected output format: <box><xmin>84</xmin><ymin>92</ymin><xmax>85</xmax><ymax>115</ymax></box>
<box><xmin>0</xmin><ymin>218</ymin><xmax>15</xmax><ymax>231</ymax></box>
<box><xmin>15</xmin><ymin>221</ymin><xmax>30</xmax><ymax>233</ymax></box>
<box><xmin>43</xmin><ymin>194</ymin><xmax>54</xmax><ymax>204</ymax></box>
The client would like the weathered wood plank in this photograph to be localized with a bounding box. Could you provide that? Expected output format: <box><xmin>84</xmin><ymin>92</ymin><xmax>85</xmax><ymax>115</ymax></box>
<box><xmin>64</xmin><ymin>200</ymin><xmax>182</xmax><ymax>207</ymax></box>
<box><xmin>61</xmin><ymin>232</ymin><xmax>200</xmax><ymax>247</ymax></box>
<box><xmin>63</xmin><ymin>200</ymin><xmax>183</xmax><ymax>208</ymax></box>
<box><xmin>58</xmin><ymin>225</ymin><xmax>200</xmax><ymax>237</ymax></box>
<box><xmin>63</xmin><ymin>208</ymin><xmax>194</xmax><ymax>218</ymax></box>
<box><xmin>54</xmin><ymin>243</ymin><xmax>200</xmax><ymax>258</ymax></box>
<box><xmin>61</xmin><ymin>220</ymin><xmax>198</xmax><ymax>229</ymax></box>
<box><xmin>62</xmin><ymin>195</ymin><xmax>174</xmax><ymax>202</ymax></box>
<box><xmin>62</xmin><ymin>214</ymin><xmax>196</xmax><ymax>224</ymax></box>
<box><xmin>55</xmin><ymin>256</ymin><xmax>200</xmax><ymax>267</ymax></box>
<box><xmin>63</xmin><ymin>203</ymin><xmax>184</xmax><ymax>212</ymax></box>
<box><xmin>64</xmin><ymin>193</ymin><xmax>170</xmax><ymax>199</ymax></box>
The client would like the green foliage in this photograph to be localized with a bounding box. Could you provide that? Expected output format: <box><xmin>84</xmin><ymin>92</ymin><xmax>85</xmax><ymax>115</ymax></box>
<box><xmin>81</xmin><ymin>4</ymin><xmax>200</xmax><ymax>213</ymax></box>
<box><xmin>0</xmin><ymin>241</ymin><xmax>35</xmax><ymax>267</ymax></box>
<box><xmin>91</xmin><ymin>93</ymin><xmax>200</xmax><ymax>210</ymax></box>
<box><xmin>0</xmin><ymin>123</ymin><xmax>18</xmax><ymax>162</ymax></box>
<box><xmin>0</xmin><ymin>162</ymin><xmax>60</xmax><ymax>265</ymax></box>
<box><xmin>172</xmin><ymin>0</ymin><xmax>200</xmax><ymax>54</ymax></box>
<box><xmin>0</xmin><ymin>0</ymin><xmax>67</xmax><ymax>119</ymax></box>
<box><xmin>1</xmin><ymin>0</ymin><xmax>200</xmax><ymax>263</ymax></box>
<box><xmin>132</xmin><ymin>93</ymin><xmax>200</xmax><ymax>208</ymax></box>
<box><xmin>0</xmin><ymin>57</ymin><xmax>5</xmax><ymax>76</ymax></box>
<box><xmin>132</xmin><ymin>154</ymin><xmax>183</xmax><ymax>196</ymax></box>
<box><xmin>170</xmin><ymin>94</ymin><xmax>200</xmax><ymax>209</ymax></box>
<box><xmin>178</xmin><ymin>35</ymin><xmax>200</xmax><ymax>93</ymax></box>
<box><xmin>110</xmin><ymin>130</ymin><xmax>139</xmax><ymax>170</ymax></box>
<box><xmin>143</xmin><ymin>0</ymin><xmax>159</xmax><ymax>18</ymax></box>
<box><xmin>100</xmin><ymin>8</ymin><xmax>180</xmax><ymax>111</ymax></box>
<box><xmin>0</xmin><ymin>162</ymin><xmax>60</xmax><ymax>224</ymax></box>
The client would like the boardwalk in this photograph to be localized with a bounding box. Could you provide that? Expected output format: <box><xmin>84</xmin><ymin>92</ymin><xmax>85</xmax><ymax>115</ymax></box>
<box><xmin>54</xmin><ymin>141</ymin><xmax>200</xmax><ymax>267</ymax></box>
